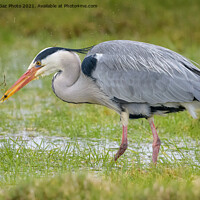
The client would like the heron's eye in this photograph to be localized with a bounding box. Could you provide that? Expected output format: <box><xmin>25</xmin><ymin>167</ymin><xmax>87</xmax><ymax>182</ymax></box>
<box><xmin>36</xmin><ymin>61</ymin><xmax>41</xmax><ymax>66</ymax></box>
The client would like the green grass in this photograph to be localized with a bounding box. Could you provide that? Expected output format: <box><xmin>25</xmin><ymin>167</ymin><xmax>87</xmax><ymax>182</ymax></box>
<box><xmin>1</xmin><ymin>169</ymin><xmax>200</xmax><ymax>200</ymax></box>
<box><xmin>0</xmin><ymin>0</ymin><xmax>200</xmax><ymax>199</ymax></box>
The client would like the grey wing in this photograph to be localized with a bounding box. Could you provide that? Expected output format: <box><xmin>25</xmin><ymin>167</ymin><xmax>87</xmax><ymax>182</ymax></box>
<box><xmin>83</xmin><ymin>40</ymin><xmax>200</xmax><ymax>104</ymax></box>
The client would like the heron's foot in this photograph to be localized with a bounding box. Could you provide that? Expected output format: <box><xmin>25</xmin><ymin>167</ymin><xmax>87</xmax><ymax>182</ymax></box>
<box><xmin>114</xmin><ymin>143</ymin><xmax>128</xmax><ymax>161</ymax></box>
<box><xmin>152</xmin><ymin>137</ymin><xmax>161</xmax><ymax>164</ymax></box>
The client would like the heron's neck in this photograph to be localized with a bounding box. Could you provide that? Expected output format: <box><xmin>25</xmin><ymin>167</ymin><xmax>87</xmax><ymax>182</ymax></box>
<box><xmin>52</xmin><ymin>52</ymin><xmax>94</xmax><ymax>103</ymax></box>
<box><xmin>59</xmin><ymin>52</ymin><xmax>81</xmax><ymax>86</ymax></box>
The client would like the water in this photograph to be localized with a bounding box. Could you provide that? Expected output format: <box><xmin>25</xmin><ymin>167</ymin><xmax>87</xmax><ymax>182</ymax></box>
<box><xmin>0</xmin><ymin>131</ymin><xmax>199</xmax><ymax>167</ymax></box>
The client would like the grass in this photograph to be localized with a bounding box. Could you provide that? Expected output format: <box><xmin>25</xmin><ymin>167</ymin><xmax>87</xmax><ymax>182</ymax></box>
<box><xmin>0</xmin><ymin>0</ymin><xmax>200</xmax><ymax>199</ymax></box>
<box><xmin>1</xmin><ymin>169</ymin><xmax>200</xmax><ymax>200</ymax></box>
<box><xmin>0</xmin><ymin>137</ymin><xmax>114</xmax><ymax>185</ymax></box>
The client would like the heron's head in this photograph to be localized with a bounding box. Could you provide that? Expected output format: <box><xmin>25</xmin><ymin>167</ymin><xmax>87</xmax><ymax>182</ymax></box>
<box><xmin>0</xmin><ymin>47</ymin><xmax>80</xmax><ymax>102</ymax></box>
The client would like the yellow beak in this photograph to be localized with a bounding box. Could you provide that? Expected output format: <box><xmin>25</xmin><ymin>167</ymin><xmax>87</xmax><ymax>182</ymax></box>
<box><xmin>0</xmin><ymin>67</ymin><xmax>40</xmax><ymax>102</ymax></box>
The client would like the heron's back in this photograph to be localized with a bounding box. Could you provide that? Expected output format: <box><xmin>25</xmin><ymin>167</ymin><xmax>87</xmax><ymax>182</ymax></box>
<box><xmin>82</xmin><ymin>40</ymin><xmax>200</xmax><ymax>118</ymax></box>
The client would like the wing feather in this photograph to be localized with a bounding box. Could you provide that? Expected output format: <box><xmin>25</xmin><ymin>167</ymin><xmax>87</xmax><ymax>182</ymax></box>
<box><xmin>84</xmin><ymin>40</ymin><xmax>200</xmax><ymax>104</ymax></box>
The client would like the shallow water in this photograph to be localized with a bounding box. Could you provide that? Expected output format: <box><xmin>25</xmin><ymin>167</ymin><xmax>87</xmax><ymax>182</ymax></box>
<box><xmin>0</xmin><ymin>131</ymin><xmax>199</xmax><ymax>167</ymax></box>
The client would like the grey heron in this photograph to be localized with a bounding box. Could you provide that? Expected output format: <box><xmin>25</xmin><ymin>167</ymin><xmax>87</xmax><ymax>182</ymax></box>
<box><xmin>1</xmin><ymin>40</ymin><xmax>200</xmax><ymax>164</ymax></box>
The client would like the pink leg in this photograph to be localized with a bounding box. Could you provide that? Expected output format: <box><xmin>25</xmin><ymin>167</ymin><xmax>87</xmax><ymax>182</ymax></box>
<box><xmin>148</xmin><ymin>118</ymin><xmax>161</xmax><ymax>164</ymax></box>
<box><xmin>114</xmin><ymin>125</ymin><xmax>128</xmax><ymax>161</ymax></box>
